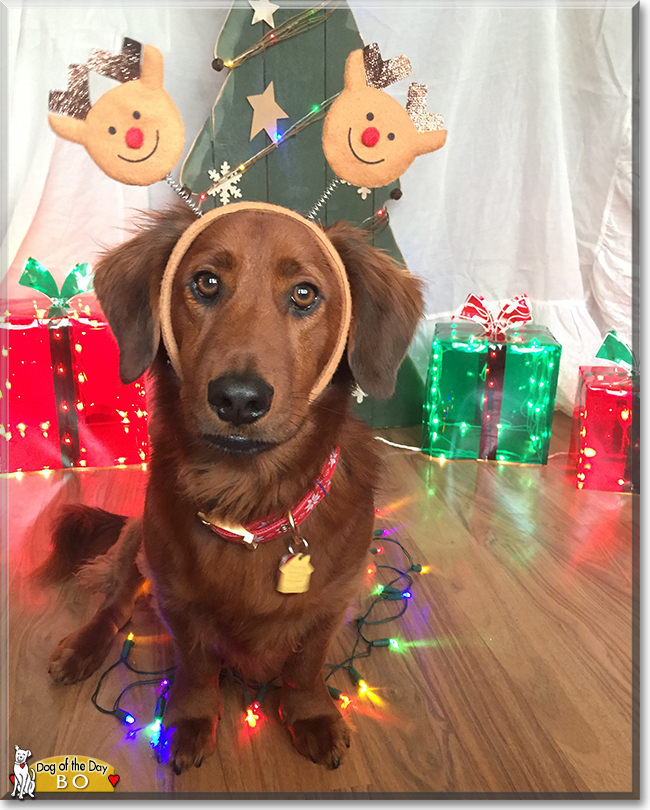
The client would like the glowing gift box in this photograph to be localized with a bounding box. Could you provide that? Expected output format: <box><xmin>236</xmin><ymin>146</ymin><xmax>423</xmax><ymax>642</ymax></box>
<box><xmin>422</xmin><ymin>295</ymin><xmax>561</xmax><ymax>464</ymax></box>
<box><xmin>0</xmin><ymin>259</ymin><xmax>149</xmax><ymax>474</ymax></box>
<box><xmin>573</xmin><ymin>333</ymin><xmax>639</xmax><ymax>492</ymax></box>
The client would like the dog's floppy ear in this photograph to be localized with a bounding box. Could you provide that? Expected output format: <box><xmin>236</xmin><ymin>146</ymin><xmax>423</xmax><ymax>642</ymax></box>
<box><xmin>93</xmin><ymin>206</ymin><xmax>196</xmax><ymax>384</ymax></box>
<box><xmin>25</xmin><ymin>750</ymin><xmax>31</xmax><ymax>758</ymax></box>
<box><xmin>326</xmin><ymin>222</ymin><xmax>424</xmax><ymax>399</ymax></box>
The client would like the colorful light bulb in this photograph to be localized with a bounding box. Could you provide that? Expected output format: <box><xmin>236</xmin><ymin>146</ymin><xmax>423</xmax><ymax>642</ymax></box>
<box><xmin>245</xmin><ymin>707</ymin><xmax>259</xmax><ymax>728</ymax></box>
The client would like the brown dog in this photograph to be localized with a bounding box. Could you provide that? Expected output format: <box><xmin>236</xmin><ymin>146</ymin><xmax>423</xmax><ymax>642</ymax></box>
<box><xmin>43</xmin><ymin>203</ymin><xmax>423</xmax><ymax>773</ymax></box>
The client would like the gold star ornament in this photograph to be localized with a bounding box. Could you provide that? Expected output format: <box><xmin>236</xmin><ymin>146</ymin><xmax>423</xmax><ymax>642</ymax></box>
<box><xmin>247</xmin><ymin>81</ymin><xmax>289</xmax><ymax>142</ymax></box>
<box><xmin>248</xmin><ymin>0</ymin><xmax>279</xmax><ymax>27</ymax></box>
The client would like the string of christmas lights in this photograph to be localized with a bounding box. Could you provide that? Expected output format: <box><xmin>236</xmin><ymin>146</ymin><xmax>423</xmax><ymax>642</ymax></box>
<box><xmin>323</xmin><ymin>530</ymin><xmax>426</xmax><ymax>706</ymax></box>
<box><xmin>90</xmin><ymin>633</ymin><xmax>175</xmax><ymax>734</ymax></box>
<box><xmin>90</xmin><ymin>530</ymin><xmax>427</xmax><ymax>757</ymax></box>
<box><xmin>211</xmin><ymin>1</ymin><xmax>340</xmax><ymax>73</ymax></box>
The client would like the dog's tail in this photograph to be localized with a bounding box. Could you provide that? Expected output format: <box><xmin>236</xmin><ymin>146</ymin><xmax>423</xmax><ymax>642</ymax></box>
<box><xmin>36</xmin><ymin>505</ymin><xmax>128</xmax><ymax>585</ymax></box>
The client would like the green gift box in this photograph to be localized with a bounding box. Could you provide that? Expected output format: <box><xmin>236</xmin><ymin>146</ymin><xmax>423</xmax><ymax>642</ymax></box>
<box><xmin>422</xmin><ymin>322</ymin><xmax>561</xmax><ymax>464</ymax></box>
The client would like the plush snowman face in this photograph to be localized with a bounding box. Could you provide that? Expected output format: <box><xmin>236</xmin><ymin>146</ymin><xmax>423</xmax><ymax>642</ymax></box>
<box><xmin>322</xmin><ymin>49</ymin><xmax>447</xmax><ymax>189</ymax></box>
<box><xmin>49</xmin><ymin>44</ymin><xmax>184</xmax><ymax>187</ymax></box>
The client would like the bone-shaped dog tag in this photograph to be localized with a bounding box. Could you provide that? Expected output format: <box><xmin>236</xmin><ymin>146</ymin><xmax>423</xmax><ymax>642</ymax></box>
<box><xmin>277</xmin><ymin>553</ymin><xmax>314</xmax><ymax>594</ymax></box>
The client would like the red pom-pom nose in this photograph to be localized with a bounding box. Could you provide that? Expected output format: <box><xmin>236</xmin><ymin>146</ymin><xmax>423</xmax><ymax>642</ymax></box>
<box><xmin>125</xmin><ymin>127</ymin><xmax>144</xmax><ymax>149</ymax></box>
<box><xmin>361</xmin><ymin>127</ymin><xmax>380</xmax><ymax>147</ymax></box>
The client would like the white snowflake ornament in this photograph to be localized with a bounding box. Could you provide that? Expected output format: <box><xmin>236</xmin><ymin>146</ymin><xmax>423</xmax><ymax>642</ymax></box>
<box><xmin>351</xmin><ymin>384</ymin><xmax>367</xmax><ymax>404</ymax></box>
<box><xmin>207</xmin><ymin>162</ymin><xmax>243</xmax><ymax>205</ymax></box>
<box><xmin>357</xmin><ymin>186</ymin><xmax>371</xmax><ymax>200</ymax></box>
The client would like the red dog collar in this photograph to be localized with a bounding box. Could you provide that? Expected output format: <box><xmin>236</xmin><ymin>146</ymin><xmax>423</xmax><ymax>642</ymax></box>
<box><xmin>198</xmin><ymin>447</ymin><xmax>340</xmax><ymax>549</ymax></box>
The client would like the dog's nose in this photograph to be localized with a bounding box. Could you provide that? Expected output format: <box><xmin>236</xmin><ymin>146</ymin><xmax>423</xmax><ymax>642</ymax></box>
<box><xmin>207</xmin><ymin>373</ymin><xmax>274</xmax><ymax>425</ymax></box>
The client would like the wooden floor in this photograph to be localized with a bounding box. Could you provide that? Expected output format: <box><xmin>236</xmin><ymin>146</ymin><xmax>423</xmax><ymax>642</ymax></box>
<box><xmin>2</xmin><ymin>413</ymin><xmax>638</xmax><ymax>798</ymax></box>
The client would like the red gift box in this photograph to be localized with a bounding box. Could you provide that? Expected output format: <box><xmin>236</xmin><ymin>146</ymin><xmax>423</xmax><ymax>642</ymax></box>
<box><xmin>573</xmin><ymin>366</ymin><xmax>638</xmax><ymax>492</ymax></box>
<box><xmin>1</xmin><ymin>300</ymin><xmax>149</xmax><ymax>474</ymax></box>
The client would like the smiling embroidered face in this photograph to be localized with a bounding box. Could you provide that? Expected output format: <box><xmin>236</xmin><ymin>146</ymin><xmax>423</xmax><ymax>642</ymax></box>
<box><xmin>48</xmin><ymin>43</ymin><xmax>184</xmax><ymax>186</ymax></box>
<box><xmin>80</xmin><ymin>79</ymin><xmax>185</xmax><ymax>185</ymax></box>
<box><xmin>322</xmin><ymin>48</ymin><xmax>447</xmax><ymax>189</ymax></box>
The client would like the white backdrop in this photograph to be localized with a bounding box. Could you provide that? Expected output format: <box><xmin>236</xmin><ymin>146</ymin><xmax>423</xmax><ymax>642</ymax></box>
<box><xmin>2</xmin><ymin>1</ymin><xmax>634</xmax><ymax>413</ymax></box>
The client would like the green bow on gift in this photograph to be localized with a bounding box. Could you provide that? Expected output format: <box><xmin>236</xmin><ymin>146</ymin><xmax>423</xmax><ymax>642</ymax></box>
<box><xmin>595</xmin><ymin>331</ymin><xmax>639</xmax><ymax>373</ymax></box>
<box><xmin>19</xmin><ymin>257</ymin><xmax>93</xmax><ymax>318</ymax></box>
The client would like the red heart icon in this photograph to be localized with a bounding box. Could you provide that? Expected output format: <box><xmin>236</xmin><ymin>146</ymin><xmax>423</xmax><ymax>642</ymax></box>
<box><xmin>108</xmin><ymin>774</ymin><xmax>120</xmax><ymax>787</ymax></box>
<box><xmin>9</xmin><ymin>775</ymin><xmax>15</xmax><ymax>785</ymax></box>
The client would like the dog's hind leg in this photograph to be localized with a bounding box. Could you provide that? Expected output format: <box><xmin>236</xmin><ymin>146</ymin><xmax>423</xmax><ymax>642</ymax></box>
<box><xmin>48</xmin><ymin>518</ymin><xmax>145</xmax><ymax>684</ymax></box>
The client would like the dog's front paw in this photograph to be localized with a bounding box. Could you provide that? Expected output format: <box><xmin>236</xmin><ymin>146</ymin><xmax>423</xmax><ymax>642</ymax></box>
<box><xmin>48</xmin><ymin>628</ymin><xmax>110</xmax><ymax>684</ymax></box>
<box><xmin>167</xmin><ymin>717</ymin><xmax>216</xmax><ymax>774</ymax></box>
<box><xmin>288</xmin><ymin>714</ymin><xmax>351</xmax><ymax>769</ymax></box>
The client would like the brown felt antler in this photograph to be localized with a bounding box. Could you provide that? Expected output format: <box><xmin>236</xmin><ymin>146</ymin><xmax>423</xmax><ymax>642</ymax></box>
<box><xmin>86</xmin><ymin>37</ymin><xmax>142</xmax><ymax>84</ymax></box>
<box><xmin>48</xmin><ymin>38</ymin><xmax>142</xmax><ymax>122</ymax></box>
<box><xmin>48</xmin><ymin>64</ymin><xmax>92</xmax><ymax>120</ymax></box>
<box><xmin>362</xmin><ymin>43</ymin><xmax>412</xmax><ymax>90</ymax></box>
<box><xmin>406</xmin><ymin>83</ymin><xmax>445</xmax><ymax>133</ymax></box>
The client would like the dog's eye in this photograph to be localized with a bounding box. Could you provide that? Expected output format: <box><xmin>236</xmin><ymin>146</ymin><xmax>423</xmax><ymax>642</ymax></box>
<box><xmin>291</xmin><ymin>283</ymin><xmax>319</xmax><ymax>311</ymax></box>
<box><xmin>192</xmin><ymin>271</ymin><xmax>221</xmax><ymax>300</ymax></box>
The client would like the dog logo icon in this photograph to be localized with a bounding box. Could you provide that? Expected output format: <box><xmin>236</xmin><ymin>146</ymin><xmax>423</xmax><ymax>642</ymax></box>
<box><xmin>10</xmin><ymin>746</ymin><xmax>36</xmax><ymax>800</ymax></box>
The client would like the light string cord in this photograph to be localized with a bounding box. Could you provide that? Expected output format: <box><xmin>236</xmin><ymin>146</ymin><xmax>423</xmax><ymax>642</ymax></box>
<box><xmin>91</xmin><ymin>660</ymin><xmax>124</xmax><ymax>717</ymax></box>
<box><xmin>374</xmin><ymin>435</ymin><xmax>421</xmax><ymax>452</ymax></box>
<box><xmin>324</xmin><ymin>532</ymin><xmax>419</xmax><ymax>685</ymax></box>
<box><xmin>213</xmin><ymin>1</ymin><xmax>340</xmax><ymax>71</ymax></box>
<box><xmin>91</xmin><ymin>651</ymin><xmax>176</xmax><ymax>720</ymax></box>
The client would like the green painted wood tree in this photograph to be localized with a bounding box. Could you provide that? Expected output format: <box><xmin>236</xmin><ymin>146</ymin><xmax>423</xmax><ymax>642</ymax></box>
<box><xmin>180</xmin><ymin>1</ymin><xmax>424</xmax><ymax>428</ymax></box>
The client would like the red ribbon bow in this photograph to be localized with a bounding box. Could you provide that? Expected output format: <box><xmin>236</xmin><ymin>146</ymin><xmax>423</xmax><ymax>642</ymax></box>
<box><xmin>453</xmin><ymin>293</ymin><xmax>533</xmax><ymax>339</ymax></box>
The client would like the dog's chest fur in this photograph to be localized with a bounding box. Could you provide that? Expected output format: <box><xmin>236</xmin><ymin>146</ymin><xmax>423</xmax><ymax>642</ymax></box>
<box><xmin>141</xmin><ymin>422</ymin><xmax>378</xmax><ymax>679</ymax></box>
